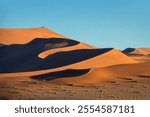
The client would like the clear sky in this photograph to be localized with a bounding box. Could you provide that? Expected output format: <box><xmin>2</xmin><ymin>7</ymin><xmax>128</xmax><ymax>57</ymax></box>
<box><xmin>0</xmin><ymin>0</ymin><xmax>150</xmax><ymax>49</ymax></box>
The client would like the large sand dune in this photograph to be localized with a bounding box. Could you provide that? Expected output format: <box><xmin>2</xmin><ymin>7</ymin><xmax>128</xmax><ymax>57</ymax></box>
<box><xmin>0</xmin><ymin>46</ymin><xmax>137</xmax><ymax>73</ymax></box>
<box><xmin>0</xmin><ymin>28</ymin><xmax>137</xmax><ymax>73</ymax></box>
<box><xmin>0</xmin><ymin>38</ymin><xmax>80</xmax><ymax>72</ymax></box>
<box><xmin>0</xmin><ymin>28</ymin><xmax>65</xmax><ymax>44</ymax></box>
<box><xmin>0</xmin><ymin>28</ymin><xmax>149</xmax><ymax>100</ymax></box>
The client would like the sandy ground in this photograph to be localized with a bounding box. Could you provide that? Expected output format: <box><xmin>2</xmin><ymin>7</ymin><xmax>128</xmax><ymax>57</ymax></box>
<box><xmin>0</xmin><ymin>75</ymin><xmax>150</xmax><ymax>100</ymax></box>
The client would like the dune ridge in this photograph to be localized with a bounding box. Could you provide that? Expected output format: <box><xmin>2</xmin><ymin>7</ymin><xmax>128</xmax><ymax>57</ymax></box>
<box><xmin>0</xmin><ymin>28</ymin><xmax>65</xmax><ymax>44</ymax></box>
<box><xmin>39</xmin><ymin>42</ymin><xmax>95</xmax><ymax>58</ymax></box>
<box><xmin>123</xmin><ymin>48</ymin><xmax>150</xmax><ymax>55</ymax></box>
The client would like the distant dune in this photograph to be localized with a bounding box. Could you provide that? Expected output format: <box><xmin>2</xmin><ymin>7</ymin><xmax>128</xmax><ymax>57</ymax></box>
<box><xmin>123</xmin><ymin>48</ymin><xmax>150</xmax><ymax>63</ymax></box>
<box><xmin>123</xmin><ymin>48</ymin><xmax>150</xmax><ymax>55</ymax></box>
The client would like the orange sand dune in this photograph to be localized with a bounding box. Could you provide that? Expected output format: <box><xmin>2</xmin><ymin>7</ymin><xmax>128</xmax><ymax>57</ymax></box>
<box><xmin>0</xmin><ymin>48</ymin><xmax>137</xmax><ymax>78</ymax></box>
<box><xmin>0</xmin><ymin>28</ymin><xmax>150</xmax><ymax>100</ymax></box>
<box><xmin>0</xmin><ymin>28</ymin><xmax>94</xmax><ymax>49</ymax></box>
<box><xmin>62</xmin><ymin>48</ymin><xmax>137</xmax><ymax>69</ymax></box>
<box><xmin>123</xmin><ymin>48</ymin><xmax>150</xmax><ymax>55</ymax></box>
<box><xmin>0</xmin><ymin>28</ymin><xmax>65</xmax><ymax>44</ymax></box>
<box><xmin>0</xmin><ymin>28</ymin><xmax>96</xmax><ymax>73</ymax></box>
<box><xmin>0</xmin><ymin>28</ymin><xmax>138</xmax><ymax>77</ymax></box>
<box><xmin>45</xmin><ymin>62</ymin><xmax>150</xmax><ymax>84</ymax></box>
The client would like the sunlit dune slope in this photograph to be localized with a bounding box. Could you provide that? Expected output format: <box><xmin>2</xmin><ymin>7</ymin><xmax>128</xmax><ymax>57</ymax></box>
<box><xmin>0</xmin><ymin>28</ymin><xmax>65</xmax><ymax>44</ymax></box>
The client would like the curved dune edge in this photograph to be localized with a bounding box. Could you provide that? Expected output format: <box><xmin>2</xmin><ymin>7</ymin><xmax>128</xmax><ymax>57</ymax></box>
<box><xmin>0</xmin><ymin>28</ymin><xmax>66</xmax><ymax>44</ymax></box>
<box><xmin>0</xmin><ymin>28</ymin><xmax>94</xmax><ymax>49</ymax></box>
<box><xmin>38</xmin><ymin>42</ymin><xmax>95</xmax><ymax>58</ymax></box>
<box><xmin>0</xmin><ymin>49</ymin><xmax>138</xmax><ymax>78</ymax></box>
<box><xmin>0</xmin><ymin>38</ymin><xmax>95</xmax><ymax>73</ymax></box>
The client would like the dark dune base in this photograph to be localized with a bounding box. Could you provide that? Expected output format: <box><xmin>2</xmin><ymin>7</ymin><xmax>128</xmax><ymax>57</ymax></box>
<box><xmin>32</xmin><ymin>69</ymin><xmax>90</xmax><ymax>81</ymax></box>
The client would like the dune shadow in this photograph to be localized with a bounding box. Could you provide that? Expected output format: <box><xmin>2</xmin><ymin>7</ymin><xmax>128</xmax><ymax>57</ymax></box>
<box><xmin>31</xmin><ymin>69</ymin><xmax>90</xmax><ymax>81</ymax></box>
<box><xmin>0</xmin><ymin>43</ymin><xmax>6</xmax><ymax>49</ymax></box>
<box><xmin>0</xmin><ymin>38</ymin><xmax>79</xmax><ymax>72</ymax></box>
<box><xmin>122</xmin><ymin>48</ymin><xmax>135</xmax><ymax>54</ymax></box>
<box><xmin>31</xmin><ymin>48</ymin><xmax>113</xmax><ymax>71</ymax></box>
<box><xmin>27</xmin><ymin>38</ymin><xmax>79</xmax><ymax>50</ymax></box>
<box><xmin>138</xmin><ymin>75</ymin><xmax>150</xmax><ymax>78</ymax></box>
<box><xmin>0</xmin><ymin>41</ymin><xmax>113</xmax><ymax>72</ymax></box>
<box><xmin>119</xmin><ymin>77</ymin><xmax>133</xmax><ymax>80</ymax></box>
<box><xmin>0</xmin><ymin>37</ymin><xmax>113</xmax><ymax>73</ymax></box>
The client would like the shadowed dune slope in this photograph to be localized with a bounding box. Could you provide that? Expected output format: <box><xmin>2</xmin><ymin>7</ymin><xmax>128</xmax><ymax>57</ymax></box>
<box><xmin>123</xmin><ymin>48</ymin><xmax>150</xmax><ymax>55</ymax></box>
<box><xmin>0</xmin><ymin>47</ymin><xmax>112</xmax><ymax>72</ymax></box>
<box><xmin>19</xmin><ymin>48</ymin><xmax>113</xmax><ymax>71</ymax></box>
<box><xmin>0</xmin><ymin>37</ymin><xmax>79</xmax><ymax>72</ymax></box>
<box><xmin>32</xmin><ymin>69</ymin><xmax>90</xmax><ymax>81</ymax></box>
<box><xmin>0</xmin><ymin>48</ymin><xmax>137</xmax><ymax>77</ymax></box>
<box><xmin>43</xmin><ymin>48</ymin><xmax>138</xmax><ymax>71</ymax></box>
<box><xmin>0</xmin><ymin>46</ymin><xmax>137</xmax><ymax>73</ymax></box>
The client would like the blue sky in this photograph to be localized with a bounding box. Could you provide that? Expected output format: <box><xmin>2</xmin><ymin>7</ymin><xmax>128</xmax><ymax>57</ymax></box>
<box><xmin>0</xmin><ymin>0</ymin><xmax>150</xmax><ymax>49</ymax></box>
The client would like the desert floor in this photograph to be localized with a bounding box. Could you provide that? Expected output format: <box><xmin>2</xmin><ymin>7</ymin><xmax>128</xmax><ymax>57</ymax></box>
<box><xmin>0</xmin><ymin>75</ymin><xmax>150</xmax><ymax>100</ymax></box>
<box><xmin>0</xmin><ymin>56</ymin><xmax>150</xmax><ymax>100</ymax></box>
